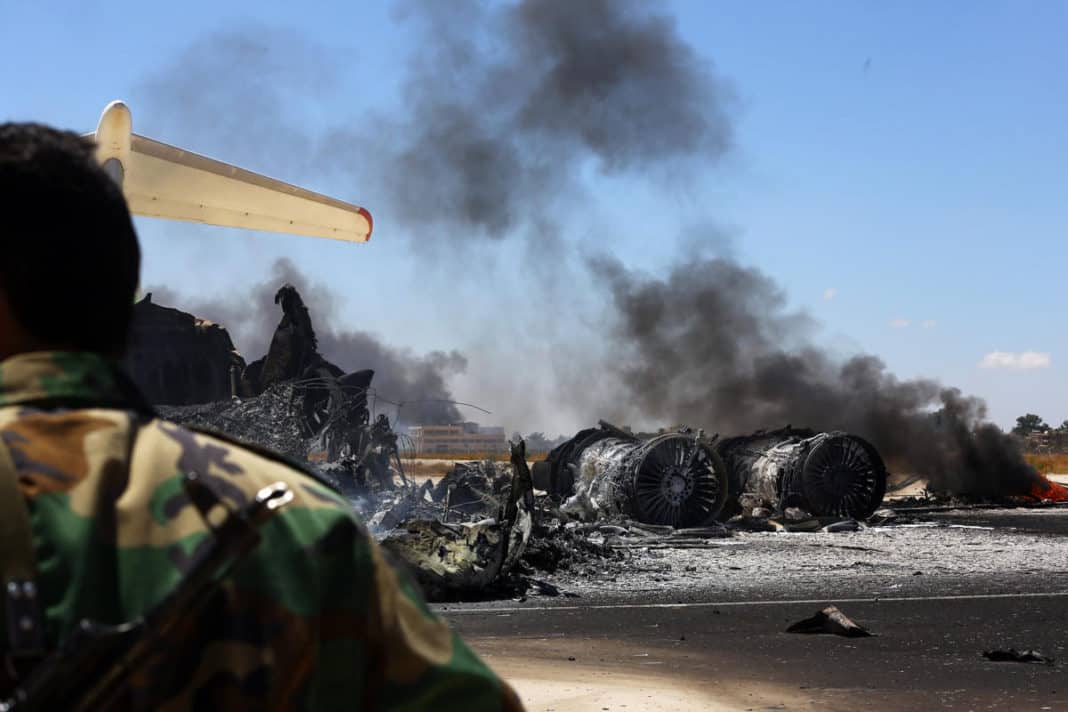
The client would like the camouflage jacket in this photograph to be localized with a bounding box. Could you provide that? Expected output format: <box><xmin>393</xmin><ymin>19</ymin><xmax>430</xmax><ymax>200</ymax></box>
<box><xmin>0</xmin><ymin>351</ymin><xmax>522</xmax><ymax>711</ymax></box>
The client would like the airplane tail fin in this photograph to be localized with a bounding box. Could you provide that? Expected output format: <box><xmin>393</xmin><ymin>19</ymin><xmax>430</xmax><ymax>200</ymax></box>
<box><xmin>89</xmin><ymin>101</ymin><xmax>372</xmax><ymax>243</ymax></box>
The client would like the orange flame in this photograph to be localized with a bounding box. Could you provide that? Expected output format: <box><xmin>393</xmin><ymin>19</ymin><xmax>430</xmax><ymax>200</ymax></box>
<box><xmin>1029</xmin><ymin>475</ymin><xmax>1068</xmax><ymax>502</ymax></box>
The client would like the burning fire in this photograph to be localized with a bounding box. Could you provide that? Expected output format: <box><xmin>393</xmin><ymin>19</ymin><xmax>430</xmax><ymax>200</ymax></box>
<box><xmin>1028</xmin><ymin>475</ymin><xmax>1068</xmax><ymax>502</ymax></box>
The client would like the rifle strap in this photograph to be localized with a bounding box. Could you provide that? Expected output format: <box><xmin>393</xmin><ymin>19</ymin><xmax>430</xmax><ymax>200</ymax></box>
<box><xmin>0</xmin><ymin>439</ymin><xmax>46</xmax><ymax>663</ymax></box>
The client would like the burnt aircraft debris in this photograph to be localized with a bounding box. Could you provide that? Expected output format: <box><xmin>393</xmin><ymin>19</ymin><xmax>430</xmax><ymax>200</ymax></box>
<box><xmin>716</xmin><ymin>428</ymin><xmax>888</xmax><ymax>520</ymax></box>
<box><xmin>156</xmin><ymin>284</ymin><xmax>408</xmax><ymax>497</ymax></box>
<box><xmin>159</xmin><ymin>383</ymin><xmax>309</xmax><ymax>461</ymax></box>
<box><xmin>243</xmin><ymin>285</ymin><xmax>343</xmax><ymax>396</ymax></box>
<box><xmin>125</xmin><ymin>294</ymin><xmax>246</xmax><ymax>405</ymax></box>
<box><xmin>382</xmin><ymin>440</ymin><xmax>535</xmax><ymax>600</ymax></box>
<box><xmin>431</xmin><ymin>460</ymin><xmax>514</xmax><ymax>520</ymax></box>
<box><xmin>982</xmin><ymin>648</ymin><xmax>1055</xmax><ymax>665</ymax></box>
<box><xmin>148</xmin><ymin>285</ymin><xmax>556</xmax><ymax>599</ymax></box>
<box><xmin>786</xmin><ymin>605</ymin><xmax>873</xmax><ymax>638</ymax></box>
<box><xmin>534</xmin><ymin>421</ymin><xmax>729</xmax><ymax>528</ymax></box>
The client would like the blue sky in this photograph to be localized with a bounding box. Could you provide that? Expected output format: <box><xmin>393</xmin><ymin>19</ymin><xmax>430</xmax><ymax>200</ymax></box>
<box><xmin>2</xmin><ymin>1</ymin><xmax>1065</xmax><ymax>433</ymax></box>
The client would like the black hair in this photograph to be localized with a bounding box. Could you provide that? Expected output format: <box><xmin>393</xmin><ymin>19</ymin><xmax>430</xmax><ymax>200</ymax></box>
<box><xmin>0</xmin><ymin>122</ymin><xmax>140</xmax><ymax>357</ymax></box>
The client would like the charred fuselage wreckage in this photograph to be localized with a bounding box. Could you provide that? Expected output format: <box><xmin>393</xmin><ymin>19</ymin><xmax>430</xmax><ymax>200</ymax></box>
<box><xmin>716</xmin><ymin>428</ymin><xmax>889</xmax><ymax>520</ymax></box>
<box><xmin>154</xmin><ymin>285</ymin><xmax>408</xmax><ymax>496</ymax></box>
<box><xmin>381</xmin><ymin>441</ymin><xmax>535</xmax><ymax>600</ymax></box>
<box><xmin>534</xmin><ymin>422</ymin><xmax>730</xmax><ymax>528</ymax></box>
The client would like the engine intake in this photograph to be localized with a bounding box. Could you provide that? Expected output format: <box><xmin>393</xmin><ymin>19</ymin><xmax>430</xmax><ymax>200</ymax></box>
<box><xmin>716</xmin><ymin>429</ymin><xmax>887</xmax><ymax>519</ymax></box>
<box><xmin>534</xmin><ymin>422</ymin><xmax>728</xmax><ymax>528</ymax></box>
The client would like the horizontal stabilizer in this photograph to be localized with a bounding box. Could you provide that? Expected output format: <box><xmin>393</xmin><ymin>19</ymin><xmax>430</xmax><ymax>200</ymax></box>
<box><xmin>89</xmin><ymin>101</ymin><xmax>371</xmax><ymax>243</ymax></box>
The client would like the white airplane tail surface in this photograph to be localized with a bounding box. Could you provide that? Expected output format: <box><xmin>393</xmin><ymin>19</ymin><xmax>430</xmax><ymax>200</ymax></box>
<box><xmin>88</xmin><ymin>100</ymin><xmax>372</xmax><ymax>243</ymax></box>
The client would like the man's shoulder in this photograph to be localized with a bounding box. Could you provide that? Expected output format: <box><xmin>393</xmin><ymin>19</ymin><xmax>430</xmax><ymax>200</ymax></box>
<box><xmin>133</xmin><ymin>415</ymin><xmax>358</xmax><ymax>521</ymax></box>
<box><xmin>175</xmin><ymin>421</ymin><xmax>342</xmax><ymax>494</ymax></box>
<box><xmin>0</xmin><ymin>403</ymin><xmax>358</xmax><ymax>527</ymax></box>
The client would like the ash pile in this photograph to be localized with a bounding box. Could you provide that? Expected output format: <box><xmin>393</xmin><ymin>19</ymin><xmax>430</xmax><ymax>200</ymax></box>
<box><xmin>159</xmin><ymin>382</ymin><xmax>308</xmax><ymax>461</ymax></box>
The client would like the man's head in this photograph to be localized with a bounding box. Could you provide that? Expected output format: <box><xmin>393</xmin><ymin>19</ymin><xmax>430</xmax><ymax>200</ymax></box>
<box><xmin>0</xmin><ymin>122</ymin><xmax>140</xmax><ymax>359</ymax></box>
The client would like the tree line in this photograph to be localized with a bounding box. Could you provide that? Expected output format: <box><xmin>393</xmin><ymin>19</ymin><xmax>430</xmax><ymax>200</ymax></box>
<box><xmin>1013</xmin><ymin>413</ymin><xmax>1068</xmax><ymax>436</ymax></box>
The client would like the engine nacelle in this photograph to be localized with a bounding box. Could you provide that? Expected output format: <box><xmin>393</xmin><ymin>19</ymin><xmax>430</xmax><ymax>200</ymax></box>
<box><xmin>716</xmin><ymin>429</ymin><xmax>888</xmax><ymax>519</ymax></box>
<box><xmin>534</xmin><ymin>421</ymin><xmax>728</xmax><ymax>528</ymax></box>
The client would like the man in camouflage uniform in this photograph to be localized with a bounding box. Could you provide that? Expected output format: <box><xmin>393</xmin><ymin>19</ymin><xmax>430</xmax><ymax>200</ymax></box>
<box><xmin>0</xmin><ymin>123</ymin><xmax>522</xmax><ymax>709</ymax></box>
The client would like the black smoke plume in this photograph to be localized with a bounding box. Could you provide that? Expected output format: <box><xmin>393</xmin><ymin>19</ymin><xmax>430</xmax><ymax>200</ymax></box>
<box><xmin>364</xmin><ymin>0</ymin><xmax>734</xmax><ymax>236</ymax></box>
<box><xmin>147</xmin><ymin>259</ymin><xmax>467</xmax><ymax>425</ymax></box>
<box><xmin>135</xmin><ymin>26</ymin><xmax>336</xmax><ymax>179</ymax></box>
<box><xmin>136</xmin><ymin>2</ymin><xmax>733</xmax><ymax>242</ymax></box>
<box><xmin>590</xmin><ymin>254</ymin><xmax>1044</xmax><ymax>497</ymax></box>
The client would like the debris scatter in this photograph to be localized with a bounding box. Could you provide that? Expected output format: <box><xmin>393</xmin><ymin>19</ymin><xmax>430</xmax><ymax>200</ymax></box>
<box><xmin>786</xmin><ymin>606</ymin><xmax>873</xmax><ymax>638</ymax></box>
<box><xmin>146</xmin><ymin>283</ymin><xmax>1068</xmax><ymax>602</ymax></box>
<box><xmin>982</xmin><ymin>649</ymin><xmax>1054</xmax><ymax>665</ymax></box>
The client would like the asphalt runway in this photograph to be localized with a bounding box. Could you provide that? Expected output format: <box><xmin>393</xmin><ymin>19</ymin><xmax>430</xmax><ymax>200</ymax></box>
<box><xmin>448</xmin><ymin>590</ymin><xmax>1068</xmax><ymax>710</ymax></box>
<box><xmin>440</xmin><ymin>505</ymin><xmax>1068</xmax><ymax>711</ymax></box>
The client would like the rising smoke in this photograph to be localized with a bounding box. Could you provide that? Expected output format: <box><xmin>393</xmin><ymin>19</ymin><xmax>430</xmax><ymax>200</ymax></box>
<box><xmin>147</xmin><ymin>259</ymin><xmax>467</xmax><ymax>425</ymax></box>
<box><xmin>135</xmin><ymin>26</ymin><xmax>337</xmax><ymax>179</ymax></box>
<box><xmin>337</xmin><ymin>0</ymin><xmax>735</xmax><ymax>236</ymax></box>
<box><xmin>136</xmin><ymin>1</ymin><xmax>733</xmax><ymax>239</ymax></box>
<box><xmin>590</xmin><ymin>254</ymin><xmax>1043</xmax><ymax>497</ymax></box>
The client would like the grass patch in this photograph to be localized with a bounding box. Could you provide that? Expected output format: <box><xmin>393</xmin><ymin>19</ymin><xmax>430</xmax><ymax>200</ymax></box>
<box><xmin>403</xmin><ymin>460</ymin><xmax>455</xmax><ymax>478</ymax></box>
<box><xmin>402</xmin><ymin>451</ymin><xmax>548</xmax><ymax>479</ymax></box>
<box><xmin>413</xmin><ymin>451</ymin><xmax>512</xmax><ymax>462</ymax></box>
<box><xmin>1026</xmin><ymin>453</ymin><xmax>1068</xmax><ymax>474</ymax></box>
<box><xmin>409</xmin><ymin>451</ymin><xmax>550</xmax><ymax>462</ymax></box>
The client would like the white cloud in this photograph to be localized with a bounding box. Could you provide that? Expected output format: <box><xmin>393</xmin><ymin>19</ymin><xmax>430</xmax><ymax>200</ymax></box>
<box><xmin>978</xmin><ymin>351</ymin><xmax>1051</xmax><ymax>370</ymax></box>
<box><xmin>921</xmin><ymin>320</ymin><xmax>937</xmax><ymax>329</ymax></box>
<box><xmin>889</xmin><ymin>318</ymin><xmax>910</xmax><ymax>329</ymax></box>
<box><xmin>823</xmin><ymin>288</ymin><xmax>837</xmax><ymax>301</ymax></box>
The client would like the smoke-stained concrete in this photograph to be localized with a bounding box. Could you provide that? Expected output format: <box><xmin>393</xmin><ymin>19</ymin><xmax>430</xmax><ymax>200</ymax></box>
<box><xmin>147</xmin><ymin>259</ymin><xmax>467</xmax><ymax>425</ymax></box>
<box><xmin>589</xmin><ymin>254</ymin><xmax>1044</xmax><ymax>497</ymax></box>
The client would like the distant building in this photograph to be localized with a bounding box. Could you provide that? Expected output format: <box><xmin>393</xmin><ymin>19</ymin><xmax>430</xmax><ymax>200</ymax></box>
<box><xmin>409</xmin><ymin>423</ymin><xmax>508</xmax><ymax>455</ymax></box>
